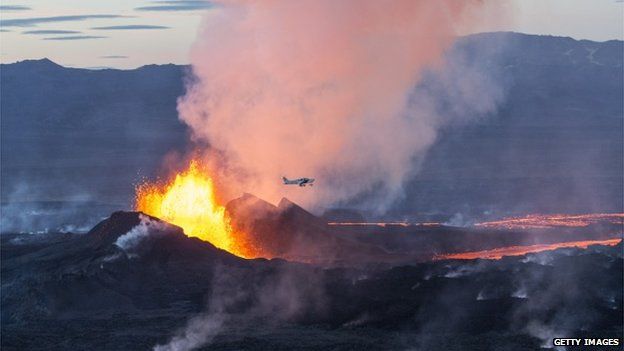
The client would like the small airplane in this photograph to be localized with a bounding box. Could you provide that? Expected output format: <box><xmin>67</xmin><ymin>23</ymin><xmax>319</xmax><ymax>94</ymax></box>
<box><xmin>282</xmin><ymin>176</ymin><xmax>315</xmax><ymax>187</ymax></box>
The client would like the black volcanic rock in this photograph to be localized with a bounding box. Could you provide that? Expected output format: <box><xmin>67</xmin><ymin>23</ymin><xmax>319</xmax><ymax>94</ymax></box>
<box><xmin>229</xmin><ymin>194</ymin><xmax>622</xmax><ymax>264</ymax></box>
<box><xmin>226</xmin><ymin>193</ymin><xmax>314</xmax><ymax>257</ymax></box>
<box><xmin>226</xmin><ymin>193</ymin><xmax>278</xmax><ymax>220</ymax></box>
<box><xmin>2</xmin><ymin>209</ymin><xmax>622</xmax><ymax>350</ymax></box>
<box><xmin>87</xmin><ymin>211</ymin><xmax>158</xmax><ymax>245</ymax></box>
<box><xmin>277</xmin><ymin>197</ymin><xmax>328</xmax><ymax>228</ymax></box>
<box><xmin>1</xmin><ymin>211</ymin><xmax>247</xmax><ymax>323</ymax></box>
<box><xmin>226</xmin><ymin>194</ymin><xmax>393</xmax><ymax>264</ymax></box>
<box><xmin>2</xmin><ymin>227</ymin><xmax>621</xmax><ymax>350</ymax></box>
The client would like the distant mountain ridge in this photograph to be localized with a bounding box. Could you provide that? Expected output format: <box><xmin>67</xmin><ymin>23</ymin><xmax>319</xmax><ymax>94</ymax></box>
<box><xmin>1</xmin><ymin>32</ymin><xmax>622</xmax><ymax>221</ymax></box>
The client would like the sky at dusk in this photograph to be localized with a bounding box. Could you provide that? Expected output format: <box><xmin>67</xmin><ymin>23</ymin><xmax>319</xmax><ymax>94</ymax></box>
<box><xmin>0</xmin><ymin>0</ymin><xmax>622</xmax><ymax>69</ymax></box>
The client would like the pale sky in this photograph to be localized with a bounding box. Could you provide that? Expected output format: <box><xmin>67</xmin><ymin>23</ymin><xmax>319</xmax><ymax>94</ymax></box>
<box><xmin>0</xmin><ymin>0</ymin><xmax>622</xmax><ymax>69</ymax></box>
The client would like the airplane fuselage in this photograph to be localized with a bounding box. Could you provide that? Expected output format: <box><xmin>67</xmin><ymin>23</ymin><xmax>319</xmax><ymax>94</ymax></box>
<box><xmin>282</xmin><ymin>177</ymin><xmax>315</xmax><ymax>187</ymax></box>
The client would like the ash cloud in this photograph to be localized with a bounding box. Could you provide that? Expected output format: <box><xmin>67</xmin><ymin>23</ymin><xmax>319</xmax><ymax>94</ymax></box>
<box><xmin>178</xmin><ymin>0</ymin><xmax>507</xmax><ymax>213</ymax></box>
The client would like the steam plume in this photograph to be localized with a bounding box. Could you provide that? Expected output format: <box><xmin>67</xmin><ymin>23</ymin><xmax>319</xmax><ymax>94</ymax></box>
<box><xmin>179</xmin><ymin>0</ymin><xmax>502</xmax><ymax>212</ymax></box>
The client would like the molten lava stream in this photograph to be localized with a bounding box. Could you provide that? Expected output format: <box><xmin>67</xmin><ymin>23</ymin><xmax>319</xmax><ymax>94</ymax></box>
<box><xmin>436</xmin><ymin>238</ymin><xmax>622</xmax><ymax>261</ymax></box>
<box><xmin>134</xmin><ymin>160</ymin><xmax>253</xmax><ymax>258</ymax></box>
<box><xmin>475</xmin><ymin>213</ymin><xmax>624</xmax><ymax>230</ymax></box>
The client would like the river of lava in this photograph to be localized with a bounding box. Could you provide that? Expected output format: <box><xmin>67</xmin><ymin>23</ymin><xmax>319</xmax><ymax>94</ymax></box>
<box><xmin>475</xmin><ymin>213</ymin><xmax>624</xmax><ymax>230</ymax></box>
<box><xmin>436</xmin><ymin>238</ymin><xmax>622</xmax><ymax>260</ymax></box>
<box><xmin>134</xmin><ymin>159</ymin><xmax>254</xmax><ymax>258</ymax></box>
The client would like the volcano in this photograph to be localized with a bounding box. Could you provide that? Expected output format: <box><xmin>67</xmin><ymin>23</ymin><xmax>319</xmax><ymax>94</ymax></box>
<box><xmin>2</xmin><ymin>206</ymin><xmax>622</xmax><ymax>350</ymax></box>
<box><xmin>225</xmin><ymin>193</ymin><xmax>395</xmax><ymax>264</ymax></box>
<box><xmin>224</xmin><ymin>194</ymin><xmax>623</xmax><ymax>264</ymax></box>
<box><xmin>1</xmin><ymin>212</ymin><xmax>247</xmax><ymax>323</ymax></box>
<box><xmin>1</xmin><ymin>26</ymin><xmax>622</xmax><ymax>351</ymax></box>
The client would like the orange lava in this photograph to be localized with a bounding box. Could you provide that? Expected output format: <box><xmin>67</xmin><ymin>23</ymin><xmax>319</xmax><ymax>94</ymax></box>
<box><xmin>135</xmin><ymin>159</ymin><xmax>254</xmax><ymax>258</ymax></box>
<box><xmin>474</xmin><ymin>213</ymin><xmax>624</xmax><ymax>230</ymax></box>
<box><xmin>436</xmin><ymin>238</ymin><xmax>622</xmax><ymax>260</ymax></box>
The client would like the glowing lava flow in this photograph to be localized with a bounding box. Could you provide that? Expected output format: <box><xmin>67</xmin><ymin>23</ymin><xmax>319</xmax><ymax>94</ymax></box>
<box><xmin>436</xmin><ymin>238</ymin><xmax>622</xmax><ymax>260</ymax></box>
<box><xmin>135</xmin><ymin>160</ymin><xmax>249</xmax><ymax>258</ymax></box>
<box><xmin>475</xmin><ymin>213</ymin><xmax>624</xmax><ymax>230</ymax></box>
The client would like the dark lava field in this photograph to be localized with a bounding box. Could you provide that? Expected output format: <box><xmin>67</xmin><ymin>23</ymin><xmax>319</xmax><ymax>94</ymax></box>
<box><xmin>2</xmin><ymin>209</ymin><xmax>622</xmax><ymax>351</ymax></box>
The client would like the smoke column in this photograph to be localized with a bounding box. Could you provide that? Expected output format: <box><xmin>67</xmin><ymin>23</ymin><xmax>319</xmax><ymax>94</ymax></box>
<box><xmin>179</xmin><ymin>0</ymin><xmax>499</xmax><ymax>212</ymax></box>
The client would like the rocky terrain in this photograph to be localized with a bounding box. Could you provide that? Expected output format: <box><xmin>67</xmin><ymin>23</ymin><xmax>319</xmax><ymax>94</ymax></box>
<box><xmin>2</xmin><ymin>208</ymin><xmax>622</xmax><ymax>350</ymax></box>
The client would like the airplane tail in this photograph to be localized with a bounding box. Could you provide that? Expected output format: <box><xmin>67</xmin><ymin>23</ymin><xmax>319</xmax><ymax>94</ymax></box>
<box><xmin>282</xmin><ymin>176</ymin><xmax>289</xmax><ymax>184</ymax></box>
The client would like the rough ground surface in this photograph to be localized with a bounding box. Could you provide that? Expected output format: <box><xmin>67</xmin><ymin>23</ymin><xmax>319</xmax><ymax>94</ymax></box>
<box><xmin>2</xmin><ymin>212</ymin><xmax>622</xmax><ymax>350</ymax></box>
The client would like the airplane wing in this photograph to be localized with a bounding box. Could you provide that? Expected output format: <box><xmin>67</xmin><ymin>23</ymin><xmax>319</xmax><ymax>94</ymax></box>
<box><xmin>283</xmin><ymin>177</ymin><xmax>314</xmax><ymax>186</ymax></box>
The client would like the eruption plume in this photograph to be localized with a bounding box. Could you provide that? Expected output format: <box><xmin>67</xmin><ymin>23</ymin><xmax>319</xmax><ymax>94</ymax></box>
<box><xmin>135</xmin><ymin>159</ymin><xmax>256</xmax><ymax>257</ymax></box>
<box><xmin>179</xmin><ymin>0</ymin><xmax>503</xmax><ymax>212</ymax></box>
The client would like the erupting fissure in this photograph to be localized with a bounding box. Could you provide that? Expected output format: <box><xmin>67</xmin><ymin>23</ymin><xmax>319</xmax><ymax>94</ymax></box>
<box><xmin>134</xmin><ymin>160</ymin><xmax>252</xmax><ymax>258</ymax></box>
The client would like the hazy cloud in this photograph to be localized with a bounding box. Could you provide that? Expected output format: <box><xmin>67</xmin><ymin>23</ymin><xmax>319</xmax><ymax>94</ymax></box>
<box><xmin>43</xmin><ymin>35</ymin><xmax>107</xmax><ymax>41</ymax></box>
<box><xmin>179</xmin><ymin>0</ymin><xmax>503</xmax><ymax>212</ymax></box>
<box><xmin>23</xmin><ymin>30</ymin><xmax>81</xmax><ymax>35</ymax></box>
<box><xmin>100</xmin><ymin>55</ymin><xmax>128</xmax><ymax>59</ymax></box>
<box><xmin>0</xmin><ymin>5</ymin><xmax>31</xmax><ymax>11</ymax></box>
<box><xmin>135</xmin><ymin>0</ymin><xmax>213</xmax><ymax>12</ymax></box>
<box><xmin>1</xmin><ymin>15</ymin><xmax>125</xmax><ymax>28</ymax></box>
<box><xmin>91</xmin><ymin>25</ymin><xmax>169</xmax><ymax>30</ymax></box>
<box><xmin>0</xmin><ymin>29</ymin><xmax>10</xmax><ymax>32</ymax></box>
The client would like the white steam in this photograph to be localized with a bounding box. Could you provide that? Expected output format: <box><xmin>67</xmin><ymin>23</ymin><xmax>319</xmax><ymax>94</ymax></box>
<box><xmin>114</xmin><ymin>214</ymin><xmax>169</xmax><ymax>252</ymax></box>
<box><xmin>178</xmin><ymin>0</ymin><xmax>506</xmax><ymax>212</ymax></box>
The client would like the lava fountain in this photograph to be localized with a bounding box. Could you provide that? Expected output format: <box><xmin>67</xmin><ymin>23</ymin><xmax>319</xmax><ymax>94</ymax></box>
<box><xmin>135</xmin><ymin>159</ymin><xmax>252</xmax><ymax>258</ymax></box>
